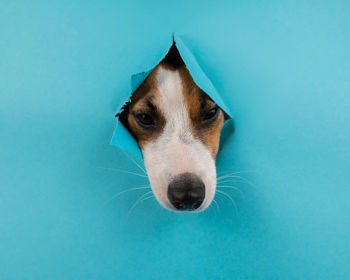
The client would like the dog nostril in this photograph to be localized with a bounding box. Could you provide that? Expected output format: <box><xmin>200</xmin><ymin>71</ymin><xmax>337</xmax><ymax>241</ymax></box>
<box><xmin>174</xmin><ymin>201</ymin><xmax>185</xmax><ymax>210</ymax></box>
<box><xmin>167</xmin><ymin>173</ymin><xmax>205</xmax><ymax>211</ymax></box>
<box><xmin>193</xmin><ymin>201</ymin><xmax>202</xmax><ymax>209</ymax></box>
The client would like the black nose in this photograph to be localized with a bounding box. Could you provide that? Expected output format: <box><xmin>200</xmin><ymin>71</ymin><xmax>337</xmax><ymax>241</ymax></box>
<box><xmin>167</xmin><ymin>173</ymin><xmax>205</xmax><ymax>211</ymax></box>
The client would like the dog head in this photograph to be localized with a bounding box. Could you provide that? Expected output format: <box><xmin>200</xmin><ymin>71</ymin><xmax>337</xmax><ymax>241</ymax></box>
<box><xmin>119</xmin><ymin>45</ymin><xmax>225</xmax><ymax>212</ymax></box>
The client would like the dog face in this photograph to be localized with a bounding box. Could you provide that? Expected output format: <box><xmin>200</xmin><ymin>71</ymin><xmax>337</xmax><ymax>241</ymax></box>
<box><xmin>119</xmin><ymin>47</ymin><xmax>225</xmax><ymax>211</ymax></box>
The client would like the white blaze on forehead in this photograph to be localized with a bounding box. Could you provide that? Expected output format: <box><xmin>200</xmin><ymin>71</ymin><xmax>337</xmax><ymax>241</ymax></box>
<box><xmin>142</xmin><ymin>65</ymin><xmax>217</xmax><ymax>211</ymax></box>
<box><xmin>156</xmin><ymin>66</ymin><xmax>201</xmax><ymax>171</ymax></box>
<box><xmin>156</xmin><ymin>67</ymin><xmax>189</xmax><ymax>135</ymax></box>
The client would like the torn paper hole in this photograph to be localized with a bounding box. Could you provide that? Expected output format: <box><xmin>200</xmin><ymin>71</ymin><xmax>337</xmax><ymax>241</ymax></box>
<box><xmin>111</xmin><ymin>34</ymin><xmax>234</xmax><ymax>159</ymax></box>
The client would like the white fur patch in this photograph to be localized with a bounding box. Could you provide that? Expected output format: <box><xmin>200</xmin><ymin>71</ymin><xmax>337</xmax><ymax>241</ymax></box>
<box><xmin>141</xmin><ymin>66</ymin><xmax>217</xmax><ymax>211</ymax></box>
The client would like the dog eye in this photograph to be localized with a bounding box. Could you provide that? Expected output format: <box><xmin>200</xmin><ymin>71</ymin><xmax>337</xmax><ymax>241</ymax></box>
<box><xmin>203</xmin><ymin>106</ymin><xmax>219</xmax><ymax>121</ymax></box>
<box><xmin>135</xmin><ymin>113</ymin><xmax>155</xmax><ymax>128</ymax></box>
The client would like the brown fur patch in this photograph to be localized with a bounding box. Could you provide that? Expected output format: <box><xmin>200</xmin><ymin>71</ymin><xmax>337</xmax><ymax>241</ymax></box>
<box><xmin>177</xmin><ymin>65</ymin><xmax>225</xmax><ymax>159</ymax></box>
<box><xmin>119</xmin><ymin>65</ymin><xmax>166</xmax><ymax>148</ymax></box>
<box><xmin>119</xmin><ymin>47</ymin><xmax>224</xmax><ymax>159</ymax></box>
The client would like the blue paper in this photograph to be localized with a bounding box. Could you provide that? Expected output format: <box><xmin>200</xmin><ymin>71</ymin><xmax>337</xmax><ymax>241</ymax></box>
<box><xmin>1</xmin><ymin>1</ymin><xmax>350</xmax><ymax>279</ymax></box>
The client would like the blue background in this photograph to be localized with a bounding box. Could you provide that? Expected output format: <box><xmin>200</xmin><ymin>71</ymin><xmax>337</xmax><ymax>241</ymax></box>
<box><xmin>1</xmin><ymin>0</ymin><xmax>349</xmax><ymax>279</ymax></box>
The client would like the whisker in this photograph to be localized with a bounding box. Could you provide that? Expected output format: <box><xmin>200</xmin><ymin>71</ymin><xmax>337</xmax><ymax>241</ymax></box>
<box><xmin>120</xmin><ymin>149</ymin><xmax>147</xmax><ymax>175</ymax></box>
<box><xmin>113</xmin><ymin>121</ymin><xmax>146</xmax><ymax>174</ymax></box>
<box><xmin>217</xmin><ymin>174</ymin><xmax>244</xmax><ymax>181</ymax></box>
<box><xmin>216</xmin><ymin>174</ymin><xmax>249</xmax><ymax>180</ymax></box>
<box><xmin>96</xmin><ymin>166</ymin><xmax>148</xmax><ymax>178</ymax></box>
<box><xmin>217</xmin><ymin>171</ymin><xmax>242</xmax><ymax>176</ymax></box>
<box><xmin>208</xmin><ymin>203</ymin><xmax>216</xmax><ymax>216</ymax></box>
<box><xmin>216</xmin><ymin>190</ymin><xmax>238</xmax><ymax>214</ymax></box>
<box><xmin>217</xmin><ymin>176</ymin><xmax>255</xmax><ymax>187</ymax></box>
<box><xmin>217</xmin><ymin>170</ymin><xmax>252</xmax><ymax>177</ymax></box>
<box><xmin>217</xmin><ymin>185</ymin><xmax>241</xmax><ymax>191</ymax></box>
<box><xmin>212</xmin><ymin>199</ymin><xmax>219</xmax><ymax>214</ymax></box>
<box><xmin>217</xmin><ymin>178</ymin><xmax>245</xmax><ymax>185</ymax></box>
<box><xmin>216</xmin><ymin>179</ymin><xmax>242</xmax><ymax>185</ymax></box>
<box><xmin>127</xmin><ymin>192</ymin><xmax>154</xmax><ymax>217</ymax></box>
<box><xmin>217</xmin><ymin>185</ymin><xmax>244</xmax><ymax>197</ymax></box>
<box><xmin>102</xmin><ymin>185</ymin><xmax>151</xmax><ymax>206</ymax></box>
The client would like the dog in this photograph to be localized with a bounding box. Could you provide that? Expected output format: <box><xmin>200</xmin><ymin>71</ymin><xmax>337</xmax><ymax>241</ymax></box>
<box><xmin>119</xmin><ymin>44</ymin><xmax>226</xmax><ymax>212</ymax></box>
